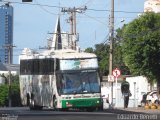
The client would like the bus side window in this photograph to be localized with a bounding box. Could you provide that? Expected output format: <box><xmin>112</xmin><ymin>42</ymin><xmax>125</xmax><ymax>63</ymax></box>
<box><xmin>50</xmin><ymin>59</ymin><xmax>54</xmax><ymax>73</ymax></box>
<box><xmin>20</xmin><ymin>60</ymin><xmax>25</xmax><ymax>74</ymax></box>
<box><xmin>65</xmin><ymin>78</ymin><xmax>72</xmax><ymax>89</ymax></box>
<box><xmin>56</xmin><ymin>59</ymin><xmax>60</xmax><ymax>70</ymax></box>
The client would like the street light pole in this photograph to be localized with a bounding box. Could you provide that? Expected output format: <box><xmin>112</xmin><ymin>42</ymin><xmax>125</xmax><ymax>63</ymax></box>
<box><xmin>109</xmin><ymin>0</ymin><xmax>114</xmax><ymax>106</ymax></box>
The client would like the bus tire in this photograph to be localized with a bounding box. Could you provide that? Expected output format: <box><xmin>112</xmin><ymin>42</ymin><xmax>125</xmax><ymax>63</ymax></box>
<box><xmin>27</xmin><ymin>93</ymin><xmax>30</xmax><ymax>106</ymax></box>
<box><xmin>53</xmin><ymin>96</ymin><xmax>57</xmax><ymax>110</ymax></box>
<box><xmin>61</xmin><ymin>108</ymin><xmax>69</xmax><ymax>111</ymax></box>
<box><xmin>29</xmin><ymin>94</ymin><xmax>43</xmax><ymax>110</ymax></box>
<box><xmin>98</xmin><ymin>106</ymin><xmax>103</xmax><ymax>111</ymax></box>
<box><xmin>29</xmin><ymin>99</ymin><xmax>35</xmax><ymax>110</ymax></box>
<box><xmin>29</xmin><ymin>100</ymin><xmax>43</xmax><ymax>110</ymax></box>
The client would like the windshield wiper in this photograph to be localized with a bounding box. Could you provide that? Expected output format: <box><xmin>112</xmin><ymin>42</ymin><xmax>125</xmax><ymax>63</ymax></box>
<box><xmin>73</xmin><ymin>90</ymin><xmax>77</xmax><ymax>94</ymax></box>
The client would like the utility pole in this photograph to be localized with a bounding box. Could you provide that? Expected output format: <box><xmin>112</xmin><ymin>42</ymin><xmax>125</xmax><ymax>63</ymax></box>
<box><xmin>109</xmin><ymin>0</ymin><xmax>114</xmax><ymax>106</ymax></box>
<box><xmin>61</xmin><ymin>6</ymin><xmax>87</xmax><ymax>50</ymax></box>
<box><xmin>3</xmin><ymin>44</ymin><xmax>16</xmax><ymax>107</ymax></box>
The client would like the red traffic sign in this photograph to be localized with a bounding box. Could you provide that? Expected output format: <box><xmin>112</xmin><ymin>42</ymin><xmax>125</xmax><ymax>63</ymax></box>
<box><xmin>112</xmin><ymin>68</ymin><xmax>121</xmax><ymax>78</ymax></box>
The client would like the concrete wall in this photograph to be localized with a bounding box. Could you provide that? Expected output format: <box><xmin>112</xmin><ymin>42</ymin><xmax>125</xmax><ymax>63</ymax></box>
<box><xmin>0</xmin><ymin>76</ymin><xmax>5</xmax><ymax>85</ymax></box>
<box><xmin>101</xmin><ymin>76</ymin><xmax>150</xmax><ymax>108</ymax></box>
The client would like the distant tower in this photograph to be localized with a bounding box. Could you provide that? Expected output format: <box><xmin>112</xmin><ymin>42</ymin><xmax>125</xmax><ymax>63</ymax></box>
<box><xmin>0</xmin><ymin>3</ymin><xmax>13</xmax><ymax>63</ymax></box>
<box><xmin>51</xmin><ymin>16</ymin><xmax>62</xmax><ymax>50</ymax></box>
<box><xmin>144</xmin><ymin>0</ymin><xmax>160</xmax><ymax>13</ymax></box>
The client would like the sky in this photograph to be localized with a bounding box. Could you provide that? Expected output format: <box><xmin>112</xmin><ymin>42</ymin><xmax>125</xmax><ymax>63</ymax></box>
<box><xmin>0</xmin><ymin>0</ymin><xmax>146</xmax><ymax>64</ymax></box>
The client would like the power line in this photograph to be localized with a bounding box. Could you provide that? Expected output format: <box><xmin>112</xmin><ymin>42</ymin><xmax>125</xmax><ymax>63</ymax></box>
<box><xmin>2</xmin><ymin>0</ymin><xmax>61</xmax><ymax>8</ymax></box>
<box><xmin>79</xmin><ymin>0</ymin><xmax>95</xmax><ymax>8</ymax></box>
<box><xmin>87</xmin><ymin>8</ymin><xmax>144</xmax><ymax>14</ymax></box>
<box><xmin>2</xmin><ymin>0</ymin><xmax>144</xmax><ymax>14</ymax></box>
<box><xmin>83</xmin><ymin>13</ymin><xmax>107</xmax><ymax>25</ymax></box>
<box><xmin>34</xmin><ymin>0</ymin><xmax>59</xmax><ymax>15</ymax></box>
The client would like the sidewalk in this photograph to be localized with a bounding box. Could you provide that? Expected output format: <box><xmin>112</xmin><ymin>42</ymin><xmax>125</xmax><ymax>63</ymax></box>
<box><xmin>103</xmin><ymin>107</ymin><xmax>160</xmax><ymax>114</ymax></box>
<box><xmin>118</xmin><ymin>107</ymin><xmax>160</xmax><ymax>114</ymax></box>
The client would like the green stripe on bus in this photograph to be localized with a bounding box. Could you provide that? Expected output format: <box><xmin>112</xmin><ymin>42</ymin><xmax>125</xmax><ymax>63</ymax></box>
<box><xmin>62</xmin><ymin>98</ymin><xmax>102</xmax><ymax>108</ymax></box>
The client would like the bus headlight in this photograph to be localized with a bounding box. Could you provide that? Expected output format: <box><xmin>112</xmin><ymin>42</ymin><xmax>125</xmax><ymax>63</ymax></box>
<box><xmin>97</xmin><ymin>100</ymin><xmax>100</xmax><ymax>103</ymax></box>
<box><xmin>66</xmin><ymin>102</ymin><xmax>72</xmax><ymax>107</ymax></box>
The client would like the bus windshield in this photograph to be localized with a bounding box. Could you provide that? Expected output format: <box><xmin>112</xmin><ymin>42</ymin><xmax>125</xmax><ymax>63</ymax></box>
<box><xmin>56</xmin><ymin>70</ymin><xmax>100</xmax><ymax>94</ymax></box>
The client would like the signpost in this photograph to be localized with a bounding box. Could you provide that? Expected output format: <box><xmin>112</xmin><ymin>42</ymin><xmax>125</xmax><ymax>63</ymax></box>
<box><xmin>112</xmin><ymin>68</ymin><xmax>121</xmax><ymax>107</ymax></box>
<box><xmin>108</xmin><ymin>75</ymin><xmax>114</xmax><ymax>82</ymax></box>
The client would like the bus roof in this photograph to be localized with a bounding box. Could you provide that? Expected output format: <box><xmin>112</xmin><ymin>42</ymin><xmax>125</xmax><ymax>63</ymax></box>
<box><xmin>19</xmin><ymin>48</ymin><xmax>97</xmax><ymax>60</ymax></box>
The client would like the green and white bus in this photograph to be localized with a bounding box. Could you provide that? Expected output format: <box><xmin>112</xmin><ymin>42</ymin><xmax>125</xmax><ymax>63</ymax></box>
<box><xmin>19</xmin><ymin>48</ymin><xmax>102</xmax><ymax>111</ymax></box>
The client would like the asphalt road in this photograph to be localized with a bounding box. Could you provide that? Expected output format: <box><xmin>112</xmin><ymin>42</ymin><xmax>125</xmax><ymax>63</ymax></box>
<box><xmin>0</xmin><ymin>107</ymin><xmax>159</xmax><ymax>120</ymax></box>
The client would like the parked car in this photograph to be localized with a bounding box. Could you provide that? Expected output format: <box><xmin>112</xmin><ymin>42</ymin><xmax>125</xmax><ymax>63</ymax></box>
<box><xmin>141</xmin><ymin>91</ymin><xmax>159</xmax><ymax>106</ymax></box>
<box><xmin>146</xmin><ymin>91</ymin><xmax>158</xmax><ymax>104</ymax></box>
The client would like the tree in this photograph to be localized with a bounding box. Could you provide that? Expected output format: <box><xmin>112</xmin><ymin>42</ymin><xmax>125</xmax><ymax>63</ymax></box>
<box><xmin>11</xmin><ymin>83</ymin><xmax>22</xmax><ymax>107</ymax></box>
<box><xmin>0</xmin><ymin>85</ymin><xmax>8</xmax><ymax>106</ymax></box>
<box><xmin>121</xmin><ymin>12</ymin><xmax>160</xmax><ymax>94</ymax></box>
<box><xmin>85</xmin><ymin>43</ymin><xmax>109</xmax><ymax>76</ymax></box>
<box><xmin>0</xmin><ymin>74</ymin><xmax>21</xmax><ymax>107</ymax></box>
<box><xmin>114</xmin><ymin>27</ymin><xmax>130</xmax><ymax>75</ymax></box>
<box><xmin>94</xmin><ymin>43</ymin><xmax>110</xmax><ymax>76</ymax></box>
<box><xmin>113</xmin><ymin>41</ymin><xmax>130</xmax><ymax>75</ymax></box>
<box><xmin>84</xmin><ymin>41</ymin><xmax>129</xmax><ymax>76</ymax></box>
<box><xmin>84</xmin><ymin>47</ymin><xmax>94</xmax><ymax>53</ymax></box>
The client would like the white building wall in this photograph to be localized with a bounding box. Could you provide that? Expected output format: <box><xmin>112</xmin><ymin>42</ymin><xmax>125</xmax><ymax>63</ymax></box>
<box><xmin>126</xmin><ymin>76</ymin><xmax>150</xmax><ymax>107</ymax></box>
<box><xmin>0</xmin><ymin>76</ymin><xmax>5</xmax><ymax>85</ymax></box>
<box><xmin>101</xmin><ymin>76</ymin><xmax>150</xmax><ymax>108</ymax></box>
<box><xmin>0</xmin><ymin>71</ymin><xmax>18</xmax><ymax>75</ymax></box>
<box><xmin>144</xmin><ymin>0</ymin><xmax>160</xmax><ymax>13</ymax></box>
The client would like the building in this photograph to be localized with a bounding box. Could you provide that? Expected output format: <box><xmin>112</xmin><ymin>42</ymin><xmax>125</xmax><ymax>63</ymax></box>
<box><xmin>101</xmin><ymin>76</ymin><xmax>151</xmax><ymax>108</ymax></box>
<box><xmin>0</xmin><ymin>3</ymin><xmax>13</xmax><ymax>63</ymax></box>
<box><xmin>0</xmin><ymin>63</ymin><xmax>19</xmax><ymax>74</ymax></box>
<box><xmin>144</xmin><ymin>0</ymin><xmax>160</xmax><ymax>13</ymax></box>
